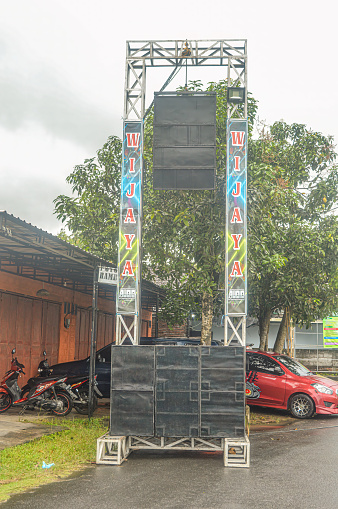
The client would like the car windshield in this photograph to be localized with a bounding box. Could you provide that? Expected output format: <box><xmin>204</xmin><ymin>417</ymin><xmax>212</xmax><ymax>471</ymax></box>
<box><xmin>275</xmin><ymin>355</ymin><xmax>312</xmax><ymax>376</ymax></box>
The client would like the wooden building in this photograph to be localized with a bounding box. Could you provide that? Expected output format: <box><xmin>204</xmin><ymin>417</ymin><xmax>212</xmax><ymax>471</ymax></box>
<box><xmin>0</xmin><ymin>211</ymin><xmax>162</xmax><ymax>385</ymax></box>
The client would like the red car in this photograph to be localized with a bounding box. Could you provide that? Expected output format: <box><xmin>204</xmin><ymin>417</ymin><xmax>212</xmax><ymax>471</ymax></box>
<box><xmin>246</xmin><ymin>350</ymin><xmax>338</xmax><ymax>418</ymax></box>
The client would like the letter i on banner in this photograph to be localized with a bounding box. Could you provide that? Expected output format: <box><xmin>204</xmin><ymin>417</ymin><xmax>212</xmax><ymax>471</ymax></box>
<box><xmin>117</xmin><ymin>121</ymin><xmax>143</xmax><ymax>314</ymax></box>
<box><xmin>226</xmin><ymin>119</ymin><xmax>248</xmax><ymax>315</ymax></box>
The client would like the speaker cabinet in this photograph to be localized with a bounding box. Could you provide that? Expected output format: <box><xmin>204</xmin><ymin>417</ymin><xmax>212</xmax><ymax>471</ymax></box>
<box><xmin>110</xmin><ymin>345</ymin><xmax>245</xmax><ymax>438</ymax></box>
<box><xmin>153</xmin><ymin>93</ymin><xmax>216</xmax><ymax>190</ymax></box>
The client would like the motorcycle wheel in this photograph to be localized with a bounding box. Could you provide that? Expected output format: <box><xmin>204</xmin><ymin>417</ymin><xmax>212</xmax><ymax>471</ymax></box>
<box><xmin>50</xmin><ymin>390</ymin><xmax>73</xmax><ymax>416</ymax></box>
<box><xmin>74</xmin><ymin>389</ymin><xmax>98</xmax><ymax>415</ymax></box>
<box><xmin>0</xmin><ymin>392</ymin><xmax>12</xmax><ymax>413</ymax></box>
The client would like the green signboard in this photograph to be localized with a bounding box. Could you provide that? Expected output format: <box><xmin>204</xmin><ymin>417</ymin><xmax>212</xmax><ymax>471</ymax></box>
<box><xmin>323</xmin><ymin>317</ymin><xmax>338</xmax><ymax>348</ymax></box>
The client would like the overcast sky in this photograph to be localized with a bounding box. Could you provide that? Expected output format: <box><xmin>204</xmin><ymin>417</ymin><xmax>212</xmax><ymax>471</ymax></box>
<box><xmin>1</xmin><ymin>0</ymin><xmax>337</xmax><ymax>234</ymax></box>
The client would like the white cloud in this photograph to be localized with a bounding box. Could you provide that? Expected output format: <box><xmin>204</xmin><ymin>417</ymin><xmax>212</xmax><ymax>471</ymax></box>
<box><xmin>0</xmin><ymin>124</ymin><xmax>91</xmax><ymax>233</ymax></box>
<box><xmin>0</xmin><ymin>0</ymin><xmax>337</xmax><ymax>235</ymax></box>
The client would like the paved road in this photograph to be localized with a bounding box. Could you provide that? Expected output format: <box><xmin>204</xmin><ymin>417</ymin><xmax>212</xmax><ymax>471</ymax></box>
<box><xmin>4</xmin><ymin>416</ymin><xmax>338</xmax><ymax>509</ymax></box>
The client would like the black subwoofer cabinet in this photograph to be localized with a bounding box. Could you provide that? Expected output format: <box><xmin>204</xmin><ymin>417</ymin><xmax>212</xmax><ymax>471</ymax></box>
<box><xmin>110</xmin><ymin>345</ymin><xmax>245</xmax><ymax>438</ymax></box>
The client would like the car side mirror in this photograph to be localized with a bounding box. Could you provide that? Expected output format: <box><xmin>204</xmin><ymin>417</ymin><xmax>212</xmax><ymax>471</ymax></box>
<box><xmin>274</xmin><ymin>366</ymin><xmax>284</xmax><ymax>375</ymax></box>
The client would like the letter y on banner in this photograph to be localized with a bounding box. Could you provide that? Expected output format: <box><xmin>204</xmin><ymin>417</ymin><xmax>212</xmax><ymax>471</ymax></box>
<box><xmin>226</xmin><ymin>119</ymin><xmax>247</xmax><ymax>315</ymax></box>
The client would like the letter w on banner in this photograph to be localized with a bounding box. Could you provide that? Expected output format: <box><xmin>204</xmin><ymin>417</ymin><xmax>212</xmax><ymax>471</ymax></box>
<box><xmin>226</xmin><ymin>119</ymin><xmax>248</xmax><ymax>315</ymax></box>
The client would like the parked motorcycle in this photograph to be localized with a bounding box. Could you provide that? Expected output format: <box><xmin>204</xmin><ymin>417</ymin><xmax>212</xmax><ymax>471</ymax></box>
<box><xmin>0</xmin><ymin>349</ymin><xmax>73</xmax><ymax>416</ymax></box>
<box><xmin>21</xmin><ymin>351</ymin><xmax>102</xmax><ymax>415</ymax></box>
<box><xmin>67</xmin><ymin>376</ymin><xmax>102</xmax><ymax>414</ymax></box>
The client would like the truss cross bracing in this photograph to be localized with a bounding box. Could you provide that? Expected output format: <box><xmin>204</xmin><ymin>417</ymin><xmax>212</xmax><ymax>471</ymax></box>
<box><xmin>124</xmin><ymin>39</ymin><xmax>247</xmax><ymax>120</ymax></box>
<box><xmin>225</xmin><ymin>316</ymin><xmax>246</xmax><ymax>346</ymax></box>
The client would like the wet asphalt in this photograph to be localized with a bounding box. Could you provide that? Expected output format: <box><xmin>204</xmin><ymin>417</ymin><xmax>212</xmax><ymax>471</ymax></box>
<box><xmin>3</xmin><ymin>415</ymin><xmax>338</xmax><ymax>509</ymax></box>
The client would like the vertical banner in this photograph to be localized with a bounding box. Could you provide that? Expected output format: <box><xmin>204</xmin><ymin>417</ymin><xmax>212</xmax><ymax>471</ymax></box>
<box><xmin>116</xmin><ymin>121</ymin><xmax>143</xmax><ymax>314</ymax></box>
<box><xmin>226</xmin><ymin>119</ymin><xmax>247</xmax><ymax>315</ymax></box>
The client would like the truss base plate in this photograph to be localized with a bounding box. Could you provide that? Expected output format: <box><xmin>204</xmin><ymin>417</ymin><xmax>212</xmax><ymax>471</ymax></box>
<box><xmin>96</xmin><ymin>434</ymin><xmax>130</xmax><ymax>465</ymax></box>
<box><xmin>224</xmin><ymin>435</ymin><xmax>250</xmax><ymax>467</ymax></box>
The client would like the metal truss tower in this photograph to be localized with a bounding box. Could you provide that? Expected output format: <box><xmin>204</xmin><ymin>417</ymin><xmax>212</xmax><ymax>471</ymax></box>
<box><xmin>116</xmin><ymin>39</ymin><xmax>248</xmax><ymax>346</ymax></box>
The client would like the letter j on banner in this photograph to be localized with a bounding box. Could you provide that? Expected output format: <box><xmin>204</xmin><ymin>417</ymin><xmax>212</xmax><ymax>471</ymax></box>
<box><xmin>226</xmin><ymin>119</ymin><xmax>247</xmax><ymax>315</ymax></box>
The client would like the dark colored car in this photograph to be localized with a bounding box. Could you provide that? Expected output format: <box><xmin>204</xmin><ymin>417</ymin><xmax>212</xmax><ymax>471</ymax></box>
<box><xmin>246</xmin><ymin>350</ymin><xmax>338</xmax><ymax>418</ymax></box>
<box><xmin>50</xmin><ymin>338</ymin><xmax>220</xmax><ymax>397</ymax></box>
<box><xmin>50</xmin><ymin>343</ymin><xmax>112</xmax><ymax>397</ymax></box>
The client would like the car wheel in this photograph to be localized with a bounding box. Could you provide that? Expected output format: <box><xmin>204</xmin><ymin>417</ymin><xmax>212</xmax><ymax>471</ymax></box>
<box><xmin>290</xmin><ymin>393</ymin><xmax>315</xmax><ymax>419</ymax></box>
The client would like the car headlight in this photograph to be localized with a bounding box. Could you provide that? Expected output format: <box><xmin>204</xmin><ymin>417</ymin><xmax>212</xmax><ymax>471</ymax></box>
<box><xmin>336</xmin><ymin>389</ymin><xmax>338</xmax><ymax>396</ymax></box>
<box><xmin>311</xmin><ymin>383</ymin><xmax>333</xmax><ymax>395</ymax></box>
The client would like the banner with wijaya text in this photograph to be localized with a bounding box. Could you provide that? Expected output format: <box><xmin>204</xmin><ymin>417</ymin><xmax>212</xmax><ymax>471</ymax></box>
<box><xmin>226</xmin><ymin>119</ymin><xmax>248</xmax><ymax>315</ymax></box>
<box><xmin>116</xmin><ymin>121</ymin><xmax>143</xmax><ymax>314</ymax></box>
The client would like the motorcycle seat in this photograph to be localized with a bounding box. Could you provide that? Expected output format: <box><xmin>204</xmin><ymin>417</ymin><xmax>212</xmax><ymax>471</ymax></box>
<box><xmin>28</xmin><ymin>376</ymin><xmax>65</xmax><ymax>387</ymax></box>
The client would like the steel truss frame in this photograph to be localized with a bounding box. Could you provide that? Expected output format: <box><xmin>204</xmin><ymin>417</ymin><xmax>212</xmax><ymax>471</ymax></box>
<box><xmin>96</xmin><ymin>433</ymin><xmax>250</xmax><ymax>467</ymax></box>
<box><xmin>124</xmin><ymin>39</ymin><xmax>247</xmax><ymax>120</ymax></box>
<box><xmin>225</xmin><ymin>316</ymin><xmax>246</xmax><ymax>346</ymax></box>
<box><xmin>119</xmin><ymin>39</ymin><xmax>248</xmax><ymax>346</ymax></box>
<box><xmin>129</xmin><ymin>435</ymin><xmax>224</xmax><ymax>450</ymax></box>
<box><xmin>116</xmin><ymin>315</ymin><xmax>138</xmax><ymax>345</ymax></box>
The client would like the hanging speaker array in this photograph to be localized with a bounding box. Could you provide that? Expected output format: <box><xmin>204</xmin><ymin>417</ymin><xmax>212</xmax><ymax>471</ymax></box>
<box><xmin>153</xmin><ymin>92</ymin><xmax>216</xmax><ymax>190</ymax></box>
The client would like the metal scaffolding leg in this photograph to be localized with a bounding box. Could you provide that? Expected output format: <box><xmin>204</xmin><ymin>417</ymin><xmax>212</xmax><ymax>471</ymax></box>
<box><xmin>116</xmin><ymin>314</ymin><xmax>138</xmax><ymax>345</ymax></box>
<box><xmin>224</xmin><ymin>435</ymin><xmax>250</xmax><ymax>467</ymax></box>
<box><xmin>224</xmin><ymin>316</ymin><xmax>246</xmax><ymax>346</ymax></box>
<box><xmin>96</xmin><ymin>434</ymin><xmax>130</xmax><ymax>465</ymax></box>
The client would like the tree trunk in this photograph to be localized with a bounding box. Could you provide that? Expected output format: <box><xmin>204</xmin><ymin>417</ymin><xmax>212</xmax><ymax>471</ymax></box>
<box><xmin>258</xmin><ymin>308</ymin><xmax>271</xmax><ymax>351</ymax></box>
<box><xmin>273</xmin><ymin>309</ymin><xmax>287</xmax><ymax>353</ymax></box>
<box><xmin>200</xmin><ymin>291</ymin><xmax>213</xmax><ymax>345</ymax></box>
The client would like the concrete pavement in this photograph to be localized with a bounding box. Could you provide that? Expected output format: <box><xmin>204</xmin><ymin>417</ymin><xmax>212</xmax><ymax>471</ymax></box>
<box><xmin>0</xmin><ymin>400</ymin><xmax>110</xmax><ymax>450</ymax></box>
<box><xmin>3</xmin><ymin>414</ymin><xmax>338</xmax><ymax>509</ymax></box>
<box><xmin>0</xmin><ymin>413</ymin><xmax>63</xmax><ymax>450</ymax></box>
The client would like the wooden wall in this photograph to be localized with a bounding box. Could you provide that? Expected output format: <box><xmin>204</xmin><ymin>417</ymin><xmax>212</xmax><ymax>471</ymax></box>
<box><xmin>0</xmin><ymin>271</ymin><xmax>151</xmax><ymax>386</ymax></box>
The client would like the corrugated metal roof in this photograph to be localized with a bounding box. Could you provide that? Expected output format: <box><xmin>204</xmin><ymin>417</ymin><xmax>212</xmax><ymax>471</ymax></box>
<box><xmin>0</xmin><ymin>211</ymin><xmax>164</xmax><ymax>308</ymax></box>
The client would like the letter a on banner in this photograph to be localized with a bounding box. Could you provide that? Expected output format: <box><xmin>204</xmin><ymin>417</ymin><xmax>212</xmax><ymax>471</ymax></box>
<box><xmin>226</xmin><ymin>119</ymin><xmax>248</xmax><ymax>315</ymax></box>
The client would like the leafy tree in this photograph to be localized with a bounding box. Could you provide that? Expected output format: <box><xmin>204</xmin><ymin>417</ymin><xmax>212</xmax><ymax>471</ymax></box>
<box><xmin>272</xmin><ymin>216</ymin><xmax>338</xmax><ymax>352</ymax></box>
<box><xmin>54</xmin><ymin>84</ymin><xmax>338</xmax><ymax>351</ymax></box>
<box><xmin>248</xmin><ymin>122</ymin><xmax>338</xmax><ymax>352</ymax></box>
<box><xmin>54</xmin><ymin>136</ymin><xmax>121</xmax><ymax>261</ymax></box>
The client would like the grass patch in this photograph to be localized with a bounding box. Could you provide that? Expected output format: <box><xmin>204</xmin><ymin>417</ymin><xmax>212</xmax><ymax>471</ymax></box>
<box><xmin>0</xmin><ymin>417</ymin><xmax>108</xmax><ymax>503</ymax></box>
<box><xmin>249</xmin><ymin>408</ymin><xmax>295</xmax><ymax>426</ymax></box>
